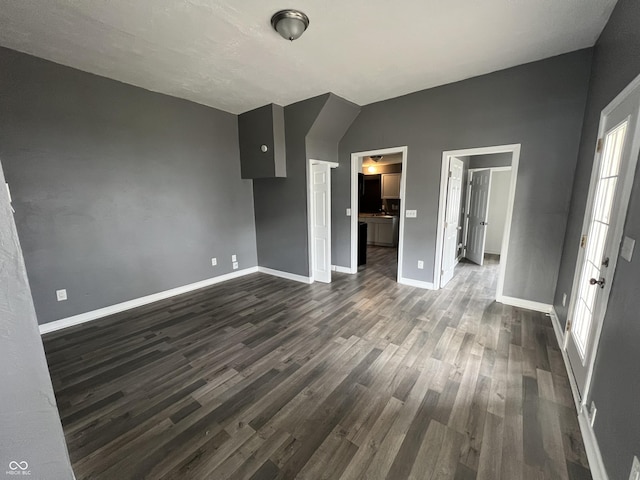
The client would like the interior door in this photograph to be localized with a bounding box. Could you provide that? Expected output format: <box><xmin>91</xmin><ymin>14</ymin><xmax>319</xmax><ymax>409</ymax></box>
<box><xmin>465</xmin><ymin>169</ymin><xmax>492</xmax><ymax>265</ymax></box>
<box><xmin>566</xmin><ymin>82</ymin><xmax>640</xmax><ymax>397</ymax></box>
<box><xmin>441</xmin><ymin>157</ymin><xmax>464</xmax><ymax>287</ymax></box>
<box><xmin>311</xmin><ymin>163</ymin><xmax>331</xmax><ymax>283</ymax></box>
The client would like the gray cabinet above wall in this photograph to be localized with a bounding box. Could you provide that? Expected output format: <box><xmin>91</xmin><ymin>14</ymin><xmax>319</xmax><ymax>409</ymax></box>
<box><xmin>238</xmin><ymin>103</ymin><xmax>286</xmax><ymax>178</ymax></box>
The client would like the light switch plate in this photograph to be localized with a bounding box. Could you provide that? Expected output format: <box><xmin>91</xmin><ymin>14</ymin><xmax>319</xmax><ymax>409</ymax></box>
<box><xmin>621</xmin><ymin>236</ymin><xmax>635</xmax><ymax>262</ymax></box>
<box><xmin>232</xmin><ymin>262</ymin><xmax>239</xmax><ymax>270</ymax></box>
<box><xmin>417</xmin><ymin>260</ymin><xmax>424</xmax><ymax>269</ymax></box>
<box><xmin>211</xmin><ymin>258</ymin><xmax>217</xmax><ymax>266</ymax></box>
<box><xmin>56</xmin><ymin>289</ymin><xmax>67</xmax><ymax>302</ymax></box>
<box><xmin>346</xmin><ymin>208</ymin><xmax>351</xmax><ymax>217</ymax></box>
<box><xmin>406</xmin><ymin>210</ymin><xmax>417</xmax><ymax>218</ymax></box>
<box><xmin>231</xmin><ymin>254</ymin><xmax>237</xmax><ymax>262</ymax></box>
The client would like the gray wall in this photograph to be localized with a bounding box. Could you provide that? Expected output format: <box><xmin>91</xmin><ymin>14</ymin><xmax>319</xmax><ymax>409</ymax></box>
<box><xmin>0</xmin><ymin>47</ymin><xmax>257</xmax><ymax>325</ymax></box>
<box><xmin>0</xmin><ymin>161</ymin><xmax>74</xmax><ymax>479</ymax></box>
<box><xmin>254</xmin><ymin>93</ymin><xmax>359</xmax><ymax>276</ymax></box>
<box><xmin>553</xmin><ymin>0</ymin><xmax>640</xmax><ymax>478</ymax></box>
<box><xmin>335</xmin><ymin>50</ymin><xmax>592</xmax><ymax>304</ymax></box>
<box><xmin>253</xmin><ymin>94</ymin><xmax>328</xmax><ymax>276</ymax></box>
<box><xmin>469</xmin><ymin>152</ymin><xmax>513</xmax><ymax>169</ymax></box>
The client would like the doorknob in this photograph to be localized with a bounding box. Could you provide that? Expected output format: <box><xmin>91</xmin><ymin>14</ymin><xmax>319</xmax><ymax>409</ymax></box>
<box><xmin>589</xmin><ymin>277</ymin><xmax>606</xmax><ymax>288</ymax></box>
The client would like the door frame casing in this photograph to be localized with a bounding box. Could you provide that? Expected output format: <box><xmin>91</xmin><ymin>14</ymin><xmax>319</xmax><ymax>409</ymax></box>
<box><xmin>350</xmin><ymin>146</ymin><xmax>408</xmax><ymax>282</ymax></box>
<box><xmin>307</xmin><ymin>159</ymin><xmax>339</xmax><ymax>283</ymax></box>
<box><xmin>435</xmin><ymin>144</ymin><xmax>521</xmax><ymax>300</ymax></box>
<box><xmin>563</xmin><ymin>72</ymin><xmax>640</xmax><ymax>403</ymax></box>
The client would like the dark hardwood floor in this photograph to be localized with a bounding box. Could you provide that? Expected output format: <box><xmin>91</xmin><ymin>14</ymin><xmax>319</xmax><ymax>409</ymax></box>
<box><xmin>43</xmin><ymin>247</ymin><xmax>591</xmax><ymax>479</ymax></box>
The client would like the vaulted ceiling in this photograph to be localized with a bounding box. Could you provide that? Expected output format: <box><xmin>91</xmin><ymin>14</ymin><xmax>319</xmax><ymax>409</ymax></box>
<box><xmin>0</xmin><ymin>0</ymin><xmax>618</xmax><ymax>114</ymax></box>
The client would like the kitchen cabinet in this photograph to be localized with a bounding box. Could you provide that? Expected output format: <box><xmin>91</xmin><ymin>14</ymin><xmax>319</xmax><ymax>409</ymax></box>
<box><xmin>381</xmin><ymin>173</ymin><xmax>401</xmax><ymax>199</ymax></box>
<box><xmin>238</xmin><ymin>103</ymin><xmax>286</xmax><ymax>179</ymax></box>
<box><xmin>360</xmin><ymin>215</ymin><xmax>399</xmax><ymax>247</ymax></box>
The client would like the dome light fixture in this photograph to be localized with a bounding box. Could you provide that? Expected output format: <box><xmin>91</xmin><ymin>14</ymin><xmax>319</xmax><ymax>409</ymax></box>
<box><xmin>271</xmin><ymin>9</ymin><xmax>310</xmax><ymax>41</ymax></box>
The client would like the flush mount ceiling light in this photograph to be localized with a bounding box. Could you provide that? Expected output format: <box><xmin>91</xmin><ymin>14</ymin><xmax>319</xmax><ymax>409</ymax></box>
<box><xmin>370</xmin><ymin>155</ymin><xmax>383</xmax><ymax>162</ymax></box>
<box><xmin>271</xmin><ymin>9</ymin><xmax>310</xmax><ymax>41</ymax></box>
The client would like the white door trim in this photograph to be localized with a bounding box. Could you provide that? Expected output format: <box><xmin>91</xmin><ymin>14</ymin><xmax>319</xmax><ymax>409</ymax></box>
<box><xmin>350</xmin><ymin>146</ymin><xmax>408</xmax><ymax>281</ymax></box>
<box><xmin>307</xmin><ymin>159</ymin><xmax>339</xmax><ymax>283</ymax></box>
<box><xmin>564</xmin><ymin>72</ymin><xmax>640</xmax><ymax>404</ymax></box>
<box><xmin>435</xmin><ymin>144</ymin><xmax>521</xmax><ymax>300</ymax></box>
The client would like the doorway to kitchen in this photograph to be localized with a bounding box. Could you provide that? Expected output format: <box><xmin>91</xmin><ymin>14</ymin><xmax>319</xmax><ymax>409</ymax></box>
<box><xmin>435</xmin><ymin>144</ymin><xmax>520</xmax><ymax>302</ymax></box>
<box><xmin>350</xmin><ymin>146</ymin><xmax>407</xmax><ymax>282</ymax></box>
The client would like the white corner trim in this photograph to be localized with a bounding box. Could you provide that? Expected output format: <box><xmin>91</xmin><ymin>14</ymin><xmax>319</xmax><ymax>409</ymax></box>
<box><xmin>398</xmin><ymin>277</ymin><xmax>435</xmax><ymax>290</ymax></box>
<box><xmin>331</xmin><ymin>265</ymin><xmax>354</xmax><ymax>274</ymax></box>
<box><xmin>549</xmin><ymin>308</ymin><xmax>609</xmax><ymax>480</ymax></box>
<box><xmin>257</xmin><ymin>267</ymin><xmax>313</xmax><ymax>284</ymax></box>
<box><xmin>549</xmin><ymin>307</ymin><xmax>566</xmax><ymax>352</ymax></box>
<box><xmin>39</xmin><ymin>266</ymin><xmax>260</xmax><ymax>335</ymax></box>
<box><xmin>497</xmin><ymin>295</ymin><xmax>553</xmax><ymax>314</ymax></box>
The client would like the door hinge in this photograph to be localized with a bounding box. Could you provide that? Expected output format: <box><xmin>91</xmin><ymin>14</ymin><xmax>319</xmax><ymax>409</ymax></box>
<box><xmin>596</xmin><ymin>138</ymin><xmax>603</xmax><ymax>153</ymax></box>
<box><xmin>566</xmin><ymin>319</ymin><xmax>572</xmax><ymax>333</ymax></box>
<box><xmin>448</xmin><ymin>171</ymin><xmax>452</xmax><ymax>178</ymax></box>
<box><xmin>580</xmin><ymin>234</ymin><xmax>588</xmax><ymax>249</ymax></box>
<box><xmin>441</xmin><ymin>269</ymin><xmax>445</xmax><ymax>275</ymax></box>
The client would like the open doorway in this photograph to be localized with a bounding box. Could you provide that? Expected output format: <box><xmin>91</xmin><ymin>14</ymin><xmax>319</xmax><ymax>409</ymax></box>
<box><xmin>350</xmin><ymin>146</ymin><xmax>407</xmax><ymax>282</ymax></box>
<box><xmin>435</xmin><ymin>145</ymin><xmax>520</xmax><ymax>301</ymax></box>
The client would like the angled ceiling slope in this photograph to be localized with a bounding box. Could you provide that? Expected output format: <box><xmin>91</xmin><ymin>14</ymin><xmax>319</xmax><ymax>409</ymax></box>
<box><xmin>0</xmin><ymin>0</ymin><xmax>617</xmax><ymax>114</ymax></box>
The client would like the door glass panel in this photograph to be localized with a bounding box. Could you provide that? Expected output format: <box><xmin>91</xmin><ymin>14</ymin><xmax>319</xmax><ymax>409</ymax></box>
<box><xmin>571</xmin><ymin>119</ymin><xmax>629</xmax><ymax>360</ymax></box>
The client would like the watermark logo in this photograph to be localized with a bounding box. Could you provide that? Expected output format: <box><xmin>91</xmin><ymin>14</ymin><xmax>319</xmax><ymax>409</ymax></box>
<box><xmin>5</xmin><ymin>461</ymin><xmax>30</xmax><ymax>476</ymax></box>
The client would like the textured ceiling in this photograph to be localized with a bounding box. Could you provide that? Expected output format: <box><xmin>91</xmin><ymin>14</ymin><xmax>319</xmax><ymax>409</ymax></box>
<box><xmin>0</xmin><ymin>0</ymin><xmax>617</xmax><ymax>114</ymax></box>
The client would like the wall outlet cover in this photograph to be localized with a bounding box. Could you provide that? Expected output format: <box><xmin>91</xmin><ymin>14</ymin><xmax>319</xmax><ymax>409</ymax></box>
<box><xmin>232</xmin><ymin>262</ymin><xmax>239</xmax><ymax>270</ymax></box>
<box><xmin>406</xmin><ymin>210</ymin><xmax>417</xmax><ymax>218</ymax></box>
<box><xmin>231</xmin><ymin>254</ymin><xmax>237</xmax><ymax>262</ymax></box>
<box><xmin>417</xmin><ymin>260</ymin><xmax>424</xmax><ymax>269</ymax></box>
<box><xmin>211</xmin><ymin>258</ymin><xmax>217</xmax><ymax>266</ymax></box>
<box><xmin>56</xmin><ymin>289</ymin><xmax>67</xmax><ymax>302</ymax></box>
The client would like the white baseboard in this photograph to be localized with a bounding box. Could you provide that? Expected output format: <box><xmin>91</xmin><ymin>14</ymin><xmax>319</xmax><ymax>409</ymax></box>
<box><xmin>257</xmin><ymin>267</ymin><xmax>313</xmax><ymax>284</ymax></box>
<box><xmin>549</xmin><ymin>308</ymin><xmax>566</xmax><ymax>352</ymax></box>
<box><xmin>497</xmin><ymin>295</ymin><xmax>553</xmax><ymax>314</ymax></box>
<box><xmin>577</xmin><ymin>407</ymin><xmax>609</xmax><ymax>480</ymax></box>
<box><xmin>398</xmin><ymin>277</ymin><xmax>435</xmax><ymax>290</ymax></box>
<box><xmin>331</xmin><ymin>265</ymin><xmax>354</xmax><ymax>274</ymax></box>
<box><xmin>39</xmin><ymin>267</ymin><xmax>259</xmax><ymax>335</ymax></box>
<box><xmin>549</xmin><ymin>307</ymin><xmax>609</xmax><ymax>479</ymax></box>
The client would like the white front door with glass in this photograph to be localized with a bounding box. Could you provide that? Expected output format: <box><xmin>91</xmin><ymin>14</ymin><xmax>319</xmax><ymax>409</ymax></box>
<box><xmin>566</xmin><ymin>80</ymin><xmax>640</xmax><ymax>397</ymax></box>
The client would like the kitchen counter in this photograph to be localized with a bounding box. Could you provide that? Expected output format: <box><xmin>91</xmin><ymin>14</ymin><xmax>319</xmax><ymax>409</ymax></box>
<box><xmin>359</xmin><ymin>215</ymin><xmax>399</xmax><ymax>247</ymax></box>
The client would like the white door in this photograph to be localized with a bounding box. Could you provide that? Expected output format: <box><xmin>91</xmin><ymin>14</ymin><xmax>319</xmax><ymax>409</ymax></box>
<box><xmin>465</xmin><ymin>169</ymin><xmax>492</xmax><ymax>266</ymax></box>
<box><xmin>566</xmin><ymin>80</ymin><xmax>640</xmax><ymax>396</ymax></box>
<box><xmin>311</xmin><ymin>163</ymin><xmax>331</xmax><ymax>283</ymax></box>
<box><xmin>441</xmin><ymin>157</ymin><xmax>464</xmax><ymax>286</ymax></box>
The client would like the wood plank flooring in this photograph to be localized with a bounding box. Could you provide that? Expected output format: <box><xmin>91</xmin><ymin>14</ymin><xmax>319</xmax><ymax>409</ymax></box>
<box><xmin>42</xmin><ymin>247</ymin><xmax>591</xmax><ymax>479</ymax></box>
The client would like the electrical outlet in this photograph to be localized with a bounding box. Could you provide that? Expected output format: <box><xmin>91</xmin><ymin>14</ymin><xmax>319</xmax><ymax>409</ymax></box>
<box><xmin>56</xmin><ymin>289</ymin><xmax>67</xmax><ymax>302</ymax></box>
<box><xmin>629</xmin><ymin>456</ymin><xmax>640</xmax><ymax>480</ymax></box>
<box><xmin>211</xmin><ymin>257</ymin><xmax>217</xmax><ymax>266</ymax></box>
<box><xmin>562</xmin><ymin>293</ymin><xmax>567</xmax><ymax>307</ymax></box>
<box><xmin>231</xmin><ymin>254</ymin><xmax>237</xmax><ymax>262</ymax></box>
<box><xmin>417</xmin><ymin>260</ymin><xmax>424</xmax><ymax>269</ymax></box>
<box><xmin>346</xmin><ymin>208</ymin><xmax>351</xmax><ymax>216</ymax></box>
<box><xmin>232</xmin><ymin>262</ymin><xmax>239</xmax><ymax>270</ymax></box>
<box><xmin>406</xmin><ymin>210</ymin><xmax>417</xmax><ymax>218</ymax></box>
